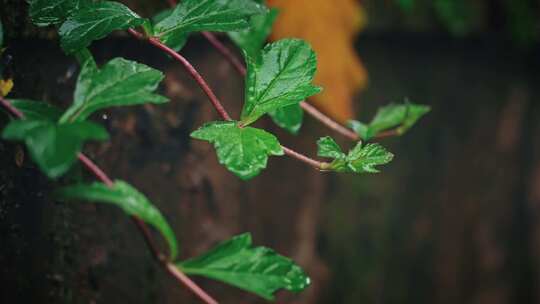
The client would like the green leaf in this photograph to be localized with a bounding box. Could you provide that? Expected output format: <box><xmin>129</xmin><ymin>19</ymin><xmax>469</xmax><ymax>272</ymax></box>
<box><xmin>228</xmin><ymin>7</ymin><xmax>279</xmax><ymax>59</ymax></box>
<box><xmin>152</xmin><ymin>9</ymin><xmax>188</xmax><ymax>51</ymax></box>
<box><xmin>240</xmin><ymin>39</ymin><xmax>322</xmax><ymax>126</ymax></box>
<box><xmin>348</xmin><ymin>102</ymin><xmax>430</xmax><ymax>140</ymax></box>
<box><xmin>316</xmin><ymin>136</ymin><xmax>345</xmax><ymax>159</ymax></box>
<box><xmin>178</xmin><ymin>233</ymin><xmax>310</xmax><ymax>300</ymax></box>
<box><xmin>28</xmin><ymin>0</ymin><xmax>89</xmax><ymax>26</ymax></box>
<box><xmin>58</xmin><ymin>1</ymin><xmax>145</xmax><ymax>54</ymax></box>
<box><xmin>56</xmin><ymin>180</ymin><xmax>178</xmax><ymax>260</ymax></box>
<box><xmin>2</xmin><ymin>119</ymin><xmax>108</xmax><ymax>178</ymax></box>
<box><xmin>318</xmin><ymin>136</ymin><xmax>393</xmax><ymax>174</ymax></box>
<box><xmin>60</xmin><ymin>58</ymin><xmax>168</xmax><ymax>122</ymax></box>
<box><xmin>191</xmin><ymin>121</ymin><xmax>283</xmax><ymax>180</ymax></box>
<box><xmin>268</xmin><ymin>103</ymin><xmax>303</xmax><ymax>134</ymax></box>
<box><xmin>154</xmin><ymin>0</ymin><xmax>266</xmax><ymax>44</ymax></box>
<box><xmin>8</xmin><ymin>99</ymin><xmax>63</xmax><ymax>121</ymax></box>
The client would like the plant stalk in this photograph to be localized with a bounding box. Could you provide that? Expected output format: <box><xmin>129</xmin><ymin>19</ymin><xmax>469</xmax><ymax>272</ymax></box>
<box><xmin>128</xmin><ymin>29</ymin><xmax>327</xmax><ymax>170</ymax></box>
<box><xmin>0</xmin><ymin>95</ymin><xmax>219</xmax><ymax>304</ymax></box>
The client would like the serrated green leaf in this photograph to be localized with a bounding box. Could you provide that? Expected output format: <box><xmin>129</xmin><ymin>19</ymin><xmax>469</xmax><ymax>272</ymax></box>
<box><xmin>240</xmin><ymin>39</ymin><xmax>322</xmax><ymax>126</ymax></box>
<box><xmin>316</xmin><ymin>136</ymin><xmax>345</xmax><ymax>159</ymax></box>
<box><xmin>2</xmin><ymin>119</ymin><xmax>108</xmax><ymax>178</ymax></box>
<box><xmin>178</xmin><ymin>233</ymin><xmax>310</xmax><ymax>300</ymax></box>
<box><xmin>191</xmin><ymin>121</ymin><xmax>283</xmax><ymax>180</ymax></box>
<box><xmin>8</xmin><ymin>99</ymin><xmax>63</xmax><ymax>121</ymax></box>
<box><xmin>58</xmin><ymin>1</ymin><xmax>145</xmax><ymax>54</ymax></box>
<box><xmin>152</xmin><ymin>9</ymin><xmax>188</xmax><ymax>51</ymax></box>
<box><xmin>28</xmin><ymin>0</ymin><xmax>90</xmax><ymax>26</ymax></box>
<box><xmin>348</xmin><ymin>102</ymin><xmax>430</xmax><ymax>140</ymax></box>
<box><xmin>154</xmin><ymin>0</ymin><xmax>266</xmax><ymax>46</ymax></box>
<box><xmin>318</xmin><ymin>137</ymin><xmax>393</xmax><ymax>174</ymax></box>
<box><xmin>56</xmin><ymin>180</ymin><xmax>178</xmax><ymax>260</ymax></box>
<box><xmin>60</xmin><ymin>58</ymin><xmax>168</xmax><ymax>122</ymax></box>
<box><xmin>228</xmin><ymin>7</ymin><xmax>279</xmax><ymax>59</ymax></box>
<box><xmin>268</xmin><ymin>103</ymin><xmax>303</xmax><ymax>134</ymax></box>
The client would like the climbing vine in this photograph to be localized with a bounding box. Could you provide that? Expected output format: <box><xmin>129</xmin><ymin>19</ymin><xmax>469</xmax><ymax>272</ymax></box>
<box><xmin>0</xmin><ymin>0</ymin><xmax>429</xmax><ymax>303</ymax></box>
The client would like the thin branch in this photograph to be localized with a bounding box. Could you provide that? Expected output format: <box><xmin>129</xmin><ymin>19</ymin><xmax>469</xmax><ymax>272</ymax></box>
<box><xmin>374</xmin><ymin>129</ymin><xmax>399</xmax><ymax>139</ymax></box>
<box><xmin>166</xmin><ymin>264</ymin><xmax>219</xmax><ymax>304</ymax></box>
<box><xmin>0</xmin><ymin>95</ymin><xmax>219</xmax><ymax>304</ymax></box>
<box><xmin>202</xmin><ymin>32</ymin><xmax>246</xmax><ymax>76</ymax></box>
<box><xmin>300</xmin><ymin>102</ymin><xmax>359</xmax><ymax>141</ymax></box>
<box><xmin>282</xmin><ymin>146</ymin><xmax>324</xmax><ymax>170</ymax></box>
<box><xmin>0</xmin><ymin>96</ymin><xmax>24</xmax><ymax>118</ymax></box>
<box><xmin>128</xmin><ymin>29</ymin><xmax>326</xmax><ymax>170</ymax></box>
<box><xmin>129</xmin><ymin>29</ymin><xmax>232</xmax><ymax>121</ymax></box>
<box><xmin>199</xmin><ymin>32</ymin><xmax>363</xmax><ymax>142</ymax></box>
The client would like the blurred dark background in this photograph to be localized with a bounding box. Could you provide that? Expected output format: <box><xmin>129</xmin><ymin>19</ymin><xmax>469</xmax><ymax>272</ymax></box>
<box><xmin>1</xmin><ymin>0</ymin><xmax>540</xmax><ymax>303</ymax></box>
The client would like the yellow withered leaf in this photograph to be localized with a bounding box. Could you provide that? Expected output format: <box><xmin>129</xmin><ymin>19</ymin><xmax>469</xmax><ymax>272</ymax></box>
<box><xmin>267</xmin><ymin>0</ymin><xmax>368</xmax><ymax>123</ymax></box>
<box><xmin>0</xmin><ymin>78</ymin><xmax>13</xmax><ymax>97</ymax></box>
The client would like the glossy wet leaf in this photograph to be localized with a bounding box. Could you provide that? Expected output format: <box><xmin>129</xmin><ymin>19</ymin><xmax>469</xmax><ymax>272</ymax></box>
<box><xmin>29</xmin><ymin>0</ymin><xmax>89</xmax><ymax>26</ymax></box>
<box><xmin>61</xmin><ymin>58</ymin><xmax>168</xmax><ymax>122</ymax></box>
<box><xmin>56</xmin><ymin>180</ymin><xmax>178</xmax><ymax>260</ymax></box>
<box><xmin>317</xmin><ymin>136</ymin><xmax>345</xmax><ymax>159</ymax></box>
<box><xmin>228</xmin><ymin>6</ymin><xmax>279</xmax><ymax>59</ymax></box>
<box><xmin>240</xmin><ymin>39</ymin><xmax>321</xmax><ymax>126</ymax></box>
<box><xmin>178</xmin><ymin>233</ymin><xmax>310</xmax><ymax>300</ymax></box>
<box><xmin>154</xmin><ymin>0</ymin><xmax>266</xmax><ymax>49</ymax></box>
<box><xmin>58</xmin><ymin>1</ymin><xmax>145</xmax><ymax>54</ymax></box>
<box><xmin>8</xmin><ymin>99</ymin><xmax>63</xmax><ymax>121</ymax></box>
<box><xmin>348</xmin><ymin>102</ymin><xmax>430</xmax><ymax>140</ymax></box>
<box><xmin>191</xmin><ymin>121</ymin><xmax>283</xmax><ymax>180</ymax></box>
<box><xmin>152</xmin><ymin>9</ymin><xmax>188</xmax><ymax>51</ymax></box>
<box><xmin>268</xmin><ymin>103</ymin><xmax>303</xmax><ymax>134</ymax></box>
<box><xmin>2</xmin><ymin>119</ymin><xmax>108</xmax><ymax>178</ymax></box>
<box><xmin>317</xmin><ymin>136</ymin><xmax>393</xmax><ymax>173</ymax></box>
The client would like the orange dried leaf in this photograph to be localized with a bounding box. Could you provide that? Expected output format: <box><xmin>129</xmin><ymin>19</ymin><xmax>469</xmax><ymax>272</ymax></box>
<box><xmin>267</xmin><ymin>0</ymin><xmax>368</xmax><ymax>122</ymax></box>
<box><xmin>0</xmin><ymin>78</ymin><xmax>13</xmax><ymax>97</ymax></box>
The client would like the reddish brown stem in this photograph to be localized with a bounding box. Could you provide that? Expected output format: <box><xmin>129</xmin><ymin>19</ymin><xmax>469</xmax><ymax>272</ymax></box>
<box><xmin>128</xmin><ymin>29</ymin><xmax>327</xmax><ymax>170</ymax></box>
<box><xmin>300</xmin><ymin>102</ymin><xmax>359</xmax><ymax>141</ymax></box>
<box><xmin>0</xmin><ymin>96</ymin><xmax>24</xmax><ymax>118</ymax></box>
<box><xmin>375</xmin><ymin>129</ymin><xmax>399</xmax><ymax>139</ymax></box>
<box><xmin>0</xmin><ymin>95</ymin><xmax>219</xmax><ymax>304</ymax></box>
<box><xmin>282</xmin><ymin>146</ymin><xmax>324</xmax><ymax>169</ymax></box>
<box><xmin>202</xmin><ymin>32</ymin><xmax>246</xmax><ymax>75</ymax></box>
<box><xmin>129</xmin><ymin>29</ymin><xmax>231</xmax><ymax>121</ymax></box>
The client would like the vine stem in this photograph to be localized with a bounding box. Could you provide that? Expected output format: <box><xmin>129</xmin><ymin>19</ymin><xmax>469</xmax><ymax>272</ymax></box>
<box><xmin>128</xmin><ymin>29</ymin><xmax>327</xmax><ymax>170</ymax></box>
<box><xmin>0</xmin><ymin>95</ymin><xmax>219</xmax><ymax>304</ymax></box>
<box><xmin>199</xmin><ymin>32</ymin><xmax>361</xmax><ymax>141</ymax></box>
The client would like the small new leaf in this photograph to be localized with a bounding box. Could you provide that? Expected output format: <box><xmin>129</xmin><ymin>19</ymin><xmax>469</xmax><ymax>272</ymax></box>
<box><xmin>228</xmin><ymin>7</ymin><xmax>279</xmax><ymax>59</ymax></box>
<box><xmin>191</xmin><ymin>121</ymin><xmax>283</xmax><ymax>180</ymax></box>
<box><xmin>317</xmin><ymin>136</ymin><xmax>393</xmax><ymax>173</ymax></box>
<box><xmin>178</xmin><ymin>233</ymin><xmax>310</xmax><ymax>300</ymax></box>
<box><xmin>268</xmin><ymin>103</ymin><xmax>303</xmax><ymax>134</ymax></box>
<box><xmin>56</xmin><ymin>180</ymin><xmax>178</xmax><ymax>260</ymax></box>
<box><xmin>154</xmin><ymin>0</ymin><xmax>266</xmax><ymax>50</ymax></box>
<box><xmin>241</xmin><ymin>39</ymin><xmax>321</xmax><ymax>126</ymax></box>
<box><xmin>8</xmin><ymin>99</ymin><xmax>63</xmax><ymax>121</ymax></box>
<box><xmin>348</xmin><ymin>102</ymin><xmax>430</xmax><ymax>140</ymax></box>
<box><xmin>2</xmin><ymin>119</ymin><xmax>108</xmax><ymax>178</ymax></box>
<box><xmin>58</xmin><ymin>1</ymin><xmax>145</xmax><ymax>54</ymax></box>
<box><xmin>61</xmin><ymin>58</ymin><xmax>168</xmax><ymax>122</ymax></box>
<box><xmin>29</xmin><ymin>0</ymin><xmax>89</xmax><ymax>26</ymax></box>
